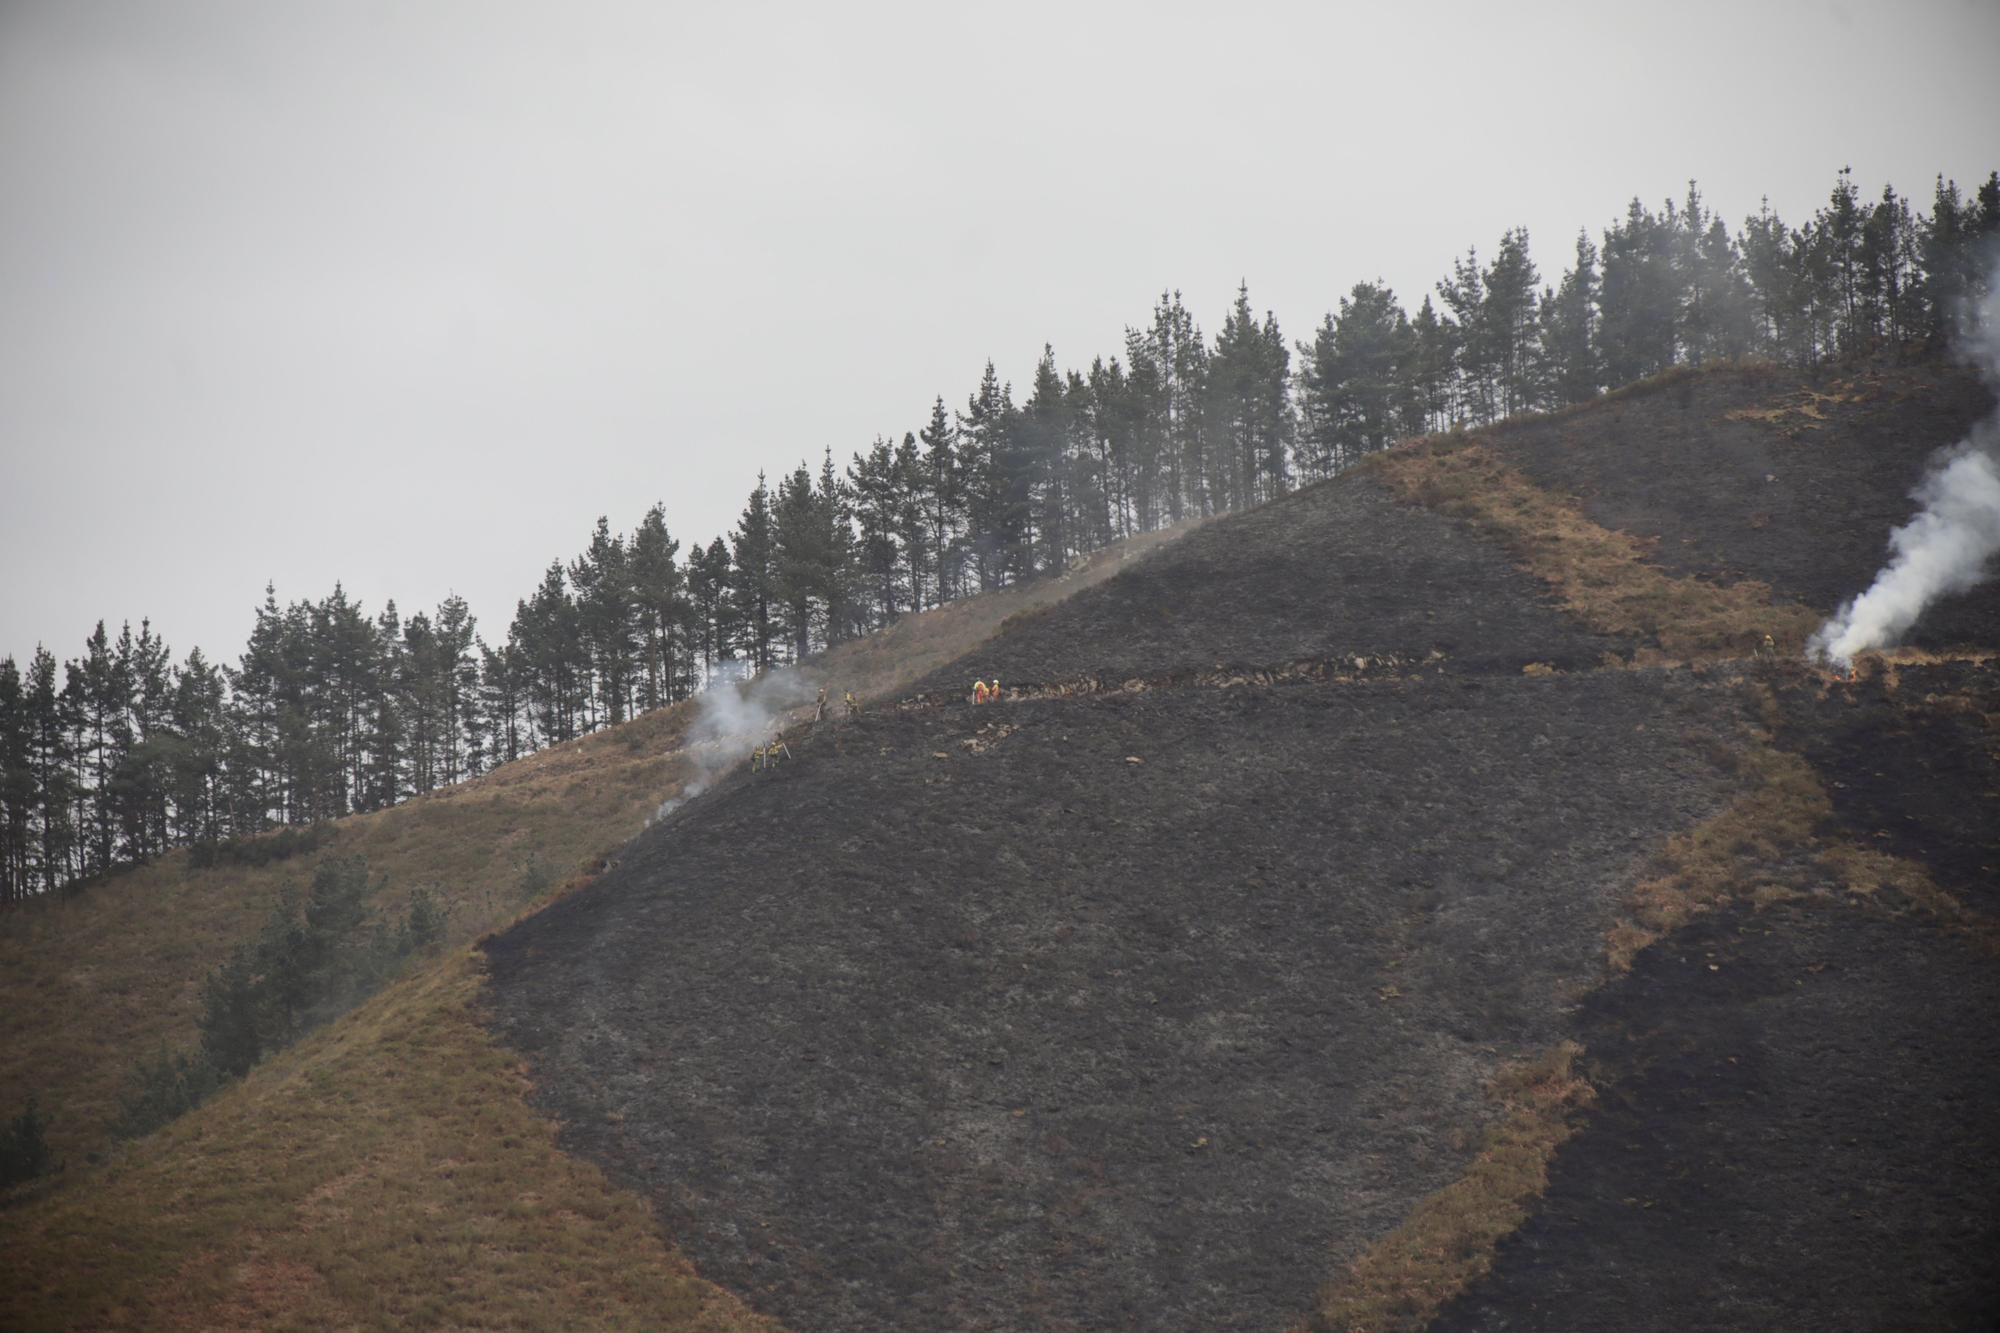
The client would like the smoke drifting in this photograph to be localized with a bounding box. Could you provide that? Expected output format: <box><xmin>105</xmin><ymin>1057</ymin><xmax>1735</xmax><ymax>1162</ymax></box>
<box><xmin>647</xmin><ymin>663</ymin><xmax>819</xmax><ymax>825</ymax></box>
<box><xmin>1811</xmin><ymin>269</ymin><xmax>2000</xmax><ymax>667</ymax></box>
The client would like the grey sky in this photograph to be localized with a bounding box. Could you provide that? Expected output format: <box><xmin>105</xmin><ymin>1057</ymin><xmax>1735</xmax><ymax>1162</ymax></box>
<box><xmin>4</xmin><ymin>0</ymin><xmax>1997</xmax><ymax>668</ymax></box>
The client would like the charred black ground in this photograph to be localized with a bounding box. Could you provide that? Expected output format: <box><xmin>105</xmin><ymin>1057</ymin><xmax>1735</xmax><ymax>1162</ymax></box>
<box><xmin>483</xmin><ymin>358</ymin><xmax>2000</xmax><ymax>1331</ymax></box>
<box><xmin>1433</xmin><ymin>897</ymin><xmax>2000</xmax><ymax>1333</ymax></box>
<box><xmin>1485</xmin><ymin>360</ymin><xmax>2000</xmax><ymax>649</ymax></box>
<box><xmin>918</xmin><ymin>471</ymin><xmax>1628</xmax><ymax>691</ymax></box>
<box><xmin>485</xmin><ymin>672</ymin><xmax>1744</xmax><ymax>1332</ymax></box>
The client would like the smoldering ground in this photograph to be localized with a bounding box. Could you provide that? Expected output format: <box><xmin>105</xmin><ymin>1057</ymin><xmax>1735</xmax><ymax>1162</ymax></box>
<box><xmin>647</xmin><ymin>663</ymin><xmax>821</xmax><ymax>824</ymax></box>
<box><xmin>1812</xmin><ymin>259</ymin><xmax>2000</xmax><ymax>666</ymax></box>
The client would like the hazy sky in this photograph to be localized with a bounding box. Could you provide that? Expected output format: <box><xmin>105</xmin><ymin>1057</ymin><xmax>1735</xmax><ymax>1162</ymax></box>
<box><xmin>4</xmin><ymin>0</ymin><xmax>1997</xmax><ymax>667</ymax></box>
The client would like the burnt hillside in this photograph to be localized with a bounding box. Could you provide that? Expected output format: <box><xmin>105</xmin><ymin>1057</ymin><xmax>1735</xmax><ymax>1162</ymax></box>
<box><xmin>1484</xmin><ymin>359</ymin><xmax>2000</xmax><ymax>648</ymax></box>
<box><xmin>484</xmin><ymin>359</ymin><xmax>2000</xmax><ymax>1331</ymax></box>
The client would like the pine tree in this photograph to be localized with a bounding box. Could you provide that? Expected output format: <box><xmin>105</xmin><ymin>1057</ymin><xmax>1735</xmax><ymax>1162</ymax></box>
<box><xmin>1599</xmin><ymin>198</ymin><xmax>1679</xmax><ymax>385</ymax></box>
<box><xmin>849</xmin><ymin>437</ymin><xmax>906</xmax><ymax>624</ymax></box>
<box><xmin>891</xmin><ymin>432</ymin><xmax>934</xmax><ymax>612</ymax></box>
<box><xmin>169</xmin><ymin>649</ymin><xmax>227</xmax><ymax>845</ymax></box>
<box><xmin>731</xmin><ymin>475</ymin><xmax>778</xmax><ymax>670</ymax></box>
<box><xmin>1481</xmin><ymin>230</ymin><xmax>1541</xmax><ymax>417</ymax></box>
<box><xmin>25</xmin><ymin>648</ymin><xmax>74</xmax><ymax>891</ymax></box>
<box><xmin>958</xmin><ymin>362</ymin><xmax>1021</xmax><ymax>590</ymax></box>
<box><xmin>1436</xmin><ymin>248</ymin><xmax>1491</xmax><ymax>422</ymax></box>
<box><xmin>629</xmin><ymin>503</ymin><xmax>685</xmax><ymax>712</ymax></box>
<box><xmin>570</xmin><ymin>519</ymin><xmax>635</xmax><ymax>728</ymax></box>
<box><xmin>0</xmin><ymin>658</ymin><xmax>30</xmax><ymax>903</ymax></box>
<box><xmin>687</xmin><ymin>537</ymin><xmax>734</xmax><ymax>684</ymax></box>
<box><xmin>1298</xmin><ymin>281</ymin><xmax>1411</xmax><ymax>475</ymax></box>
<box><xmin>773</xmin><ymin>462</ymin><xmax>826</xmax><ymax>658</ymax></box>
<box><xmin>1540</xmin><ymin>231</ymin><xmax>1602</xmax><ymax>406</ymax></box>
<box><xmin>1142</xmin><ymin>292</ymin><xmax>1208</xmax><ymax>519</ymax></box>
<box><xmin>1405</xmin><ymin>296</ymin><xmax>1454</xmax><ymax>434</ymax></box>
<box><xmin>1021</xmin><ymin>346</ymin><xmax>1073</xmax><ymax>572</ymax></box>
<box><xmin>919</xmin><ymin>397</ymin><xmax>964</xmax><ymax>604</ymax></box>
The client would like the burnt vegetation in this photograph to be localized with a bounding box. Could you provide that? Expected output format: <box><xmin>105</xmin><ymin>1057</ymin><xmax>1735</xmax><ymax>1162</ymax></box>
<box><xmin>483</xmin><ymin>346</ymin><xmax>1999</xmax><ymax>1327</ymax></box>
<box><xmin>4</xmin><ymin>167</ymin><xmax>1999</xmax><ymax>1329</ymax></box>
<box><xmin>4</xmin><ymin>166</ymin><xmax>1994</xmax><ymax>906</ymax></box>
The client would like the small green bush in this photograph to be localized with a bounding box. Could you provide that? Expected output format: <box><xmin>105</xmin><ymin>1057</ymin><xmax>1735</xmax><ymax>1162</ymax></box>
<box><xmin>188</xmin><ymin>823</ymin><xmax>332</xmax><ymax>871</ymax></box>
<box><xmin>0</xmin><ymin>1095</ymin><xmax>56</xmax><ymax>1187</ymax></box>
<box><xmin>110</xmin><ymin>1049</ymin><xmax>219</xmax><ymax>1141</ymax></box>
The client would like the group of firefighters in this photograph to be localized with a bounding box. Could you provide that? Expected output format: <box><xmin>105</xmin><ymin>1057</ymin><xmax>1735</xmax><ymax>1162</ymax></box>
<box><xmin>753</xmin><ymin>688</ymin><xmax>860</xmax><ymax>771</ymax></box>
<box><xmin>752</xmin><ymin>679</ymin><xmax>1007</xmax><ymax>772</ymax></box>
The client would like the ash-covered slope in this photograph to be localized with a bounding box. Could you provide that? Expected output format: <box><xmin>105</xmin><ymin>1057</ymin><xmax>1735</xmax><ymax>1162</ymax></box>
<box><xmin>915</xmin><ymin>471</ymin><xmax>1626</xmax><ymax>691</ymax></box>
<box><xmin>482</xmin><ymin>473</ymin><xmax>1738</xmax><ymax>1332</ymax></box>
<box><xmin>484</xmin><ymin>363</ymin><xmax>2000</xmax><ymax>1331</ymax></box>
<box><xmin>1484</xmin><ymin>360</ymin><xmax>2000</xmax><ymax>649</ymax></box>
<box><xmin>486</xmin><ymin>671</ymin><xmax>1742</xmax><ymax>1332</ymax></box>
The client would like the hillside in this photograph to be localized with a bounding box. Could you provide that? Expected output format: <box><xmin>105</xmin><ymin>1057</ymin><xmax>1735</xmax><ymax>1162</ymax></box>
<box><xmin>4</xmin><ymin>357</ymin><xmax>1996</xmax><ymax>1330</ymax></box>
<box><xmin>481</xmin><ymin>357</ymin><xmax>1999</xmax><ymax>1328</ymax></box>
<box><xmin>0</xmin><ymin>527</ymin><xmax>1188</xmax><ymax>1327</ymax></box>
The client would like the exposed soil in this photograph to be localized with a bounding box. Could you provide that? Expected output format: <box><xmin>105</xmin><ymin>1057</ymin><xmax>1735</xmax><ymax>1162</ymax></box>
<box><xmin>485</xmin><ymin>672</ymin><xmax>1743</xmax><ymax>1332</ymax></box>
<box><xmin>917</xmin><ymin>473</ymin><xmax>1628</xmax><ymax>692</ymax></box>
<box><xmin>1485</xmin><ymin>359</ymin><xmax>2000</xmax><ymax>648</ymax></box>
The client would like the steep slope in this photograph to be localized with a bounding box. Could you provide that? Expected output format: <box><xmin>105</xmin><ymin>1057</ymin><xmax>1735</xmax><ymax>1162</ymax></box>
<box><xmin>1482</xmin><ymin>359</ymin><xmax>1999</xmax><ymax>648</ymax></box>
<box><xmin>484</xmin><ymin>356</ymin><xmax>2000</xmax><ymax>1331</ymax></box>
<box><xmin>0</xmin><ymin>526</ymin><xmax>1188</xmax><ymax>1328</ymax></box>
<box><xmin>913</xmin><ymin>470</ymin><xmax>1624</xmax><ymax>691</ymax></box>
<box><xmin>487</xmin><ymin>670</ymin><xmax>1743</xmax><ymax>1331</ymax></box>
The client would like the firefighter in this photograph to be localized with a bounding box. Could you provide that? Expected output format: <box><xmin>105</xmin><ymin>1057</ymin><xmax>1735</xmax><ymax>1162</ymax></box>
<box><xmin>990</xmin><ymin>679</ymin><xmax>1001</xmax><ymax>703</ymax></box>
<box><xmin>1757</xmin><ymin>633</ymin><xmax>1777</xmax><ymax>660</ymax></box>
<box><xmin>844</xmin><ymin>691</ymin><xmax>860</xmax><ymax>719</ymax></box>
<box><xmin>972</xmin><ymin>679</ymin><xmax>989</xmax><ymax>705</ymax></box>
<box><xmin>814</xmin><ymin>686</ymin><xmax>829</xmax><ymax>722</ymax></box>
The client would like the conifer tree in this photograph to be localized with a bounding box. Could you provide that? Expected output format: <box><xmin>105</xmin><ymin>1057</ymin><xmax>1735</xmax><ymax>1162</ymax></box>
<box><xmin>687</xmin><ymin>537</ymin><xmax>734</xmax><ymax>683</ymax></box>
<box><xmin>849</xmin><ymin>437</ymin><xmax>906</xmax><ymax>624</ymax></box>
<box><xmin>629</xmin><ymin>503</ymin><xmax>686</xmax><ymax>712</ymax></box>
<box><xmin>958</xmin><ymin>362</ymin><xmax>1020</xmax><ymax>590</ymax></box>
<box><xmin>731</xmin><ymin>475</ymin><xmax>777</xmax><ymax>669</ymax></box>
<box><xmin>891</xmin><ymin>431</ymin><xmax>933</xmax><ymax>612</ymax></box>
<box><xmin>1540</xmin><ymin>231</ymin><xmax>1602</xmax><ymax>407</ymax></box>
<box><xmin>0</xmin><ymin>658</ymin><xmax>29</xmax><ymax>903</ymax></box>
<box><xmin>919</xmin><ymin>397</ymin><xmax>964</xmax><ymax>604</ymax></box>
<box><xmin>1482</xmin><ymin>230</ymin><xmax>1542</xmax><ymax>417</ymax></box>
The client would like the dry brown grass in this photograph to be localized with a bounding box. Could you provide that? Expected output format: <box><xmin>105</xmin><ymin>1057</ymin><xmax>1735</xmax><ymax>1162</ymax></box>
<box><xmin>1817</xmin><ymin>842</ymin><xmax>2000</xmax><ymax>955</ymax></box>
<box><xmin>0</xmin><ymin>523</ymin><xmax>1197</xmax><ymax>1328</ymax></box>
<box><xmin>808</xmin><ymin>521</ymin><xmax>1197</xmax><ymax>704</ymax></box>
<box><xmin>1297</xmin><ymin>1043</ymin><xmax>1595</xmax><ymax>1333</ymax></box>
<box><xmin>1370</xmin><ymin>439</ymin><xmax>1821</xmax><ymax>660</ymax></box>
<box><xmin>0</xmin><ymin>716</ymin><xmax>702</xmax><ymax>1171</ymax></box>
<box><xmin>0</xmin><ymin>950</ymin><xmax>779</xmax><ymax>1330</ymax></box>
<box><xmin>1603</xmin><ymin>744</ymin><xmax>1830</xmax><ymax>971</ymax></box>
<box><xmin>0</xmin><ymin>522</ymin><xmax>1194</xmax><ymax>1173</ymax></box>
<box><xmin>1722</xmin><ymin>377</ymin><xmax>1873</xmax><ymax>434</ymax></box>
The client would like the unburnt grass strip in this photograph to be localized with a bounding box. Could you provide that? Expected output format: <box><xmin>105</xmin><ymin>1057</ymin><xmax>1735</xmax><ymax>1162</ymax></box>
<box><xmin>1295</xmin><ymin>1043</ymin><xmax>1595</xmax><ymax>1333</ymax></box>
<box><xmin>1368</xmin><ymin>437</ymin><xmax>1821</xmax><ymax>660</ymax></box>
<box><xmin>1604</xmin><ymin>742</ymin><xmax>1828</xmax><ymax>972</ymax></box>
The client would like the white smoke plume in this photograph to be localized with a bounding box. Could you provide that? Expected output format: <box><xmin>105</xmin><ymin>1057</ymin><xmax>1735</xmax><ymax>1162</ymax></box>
<box><xmin>1810</xmin><ymin>262</ymin><xmax>2000</xmax><ymax>667</ymax></box>
<box><xmin>646</xmin><ymin>662</ymin><xmax>819</xmax><ymax>826</ymax></box>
